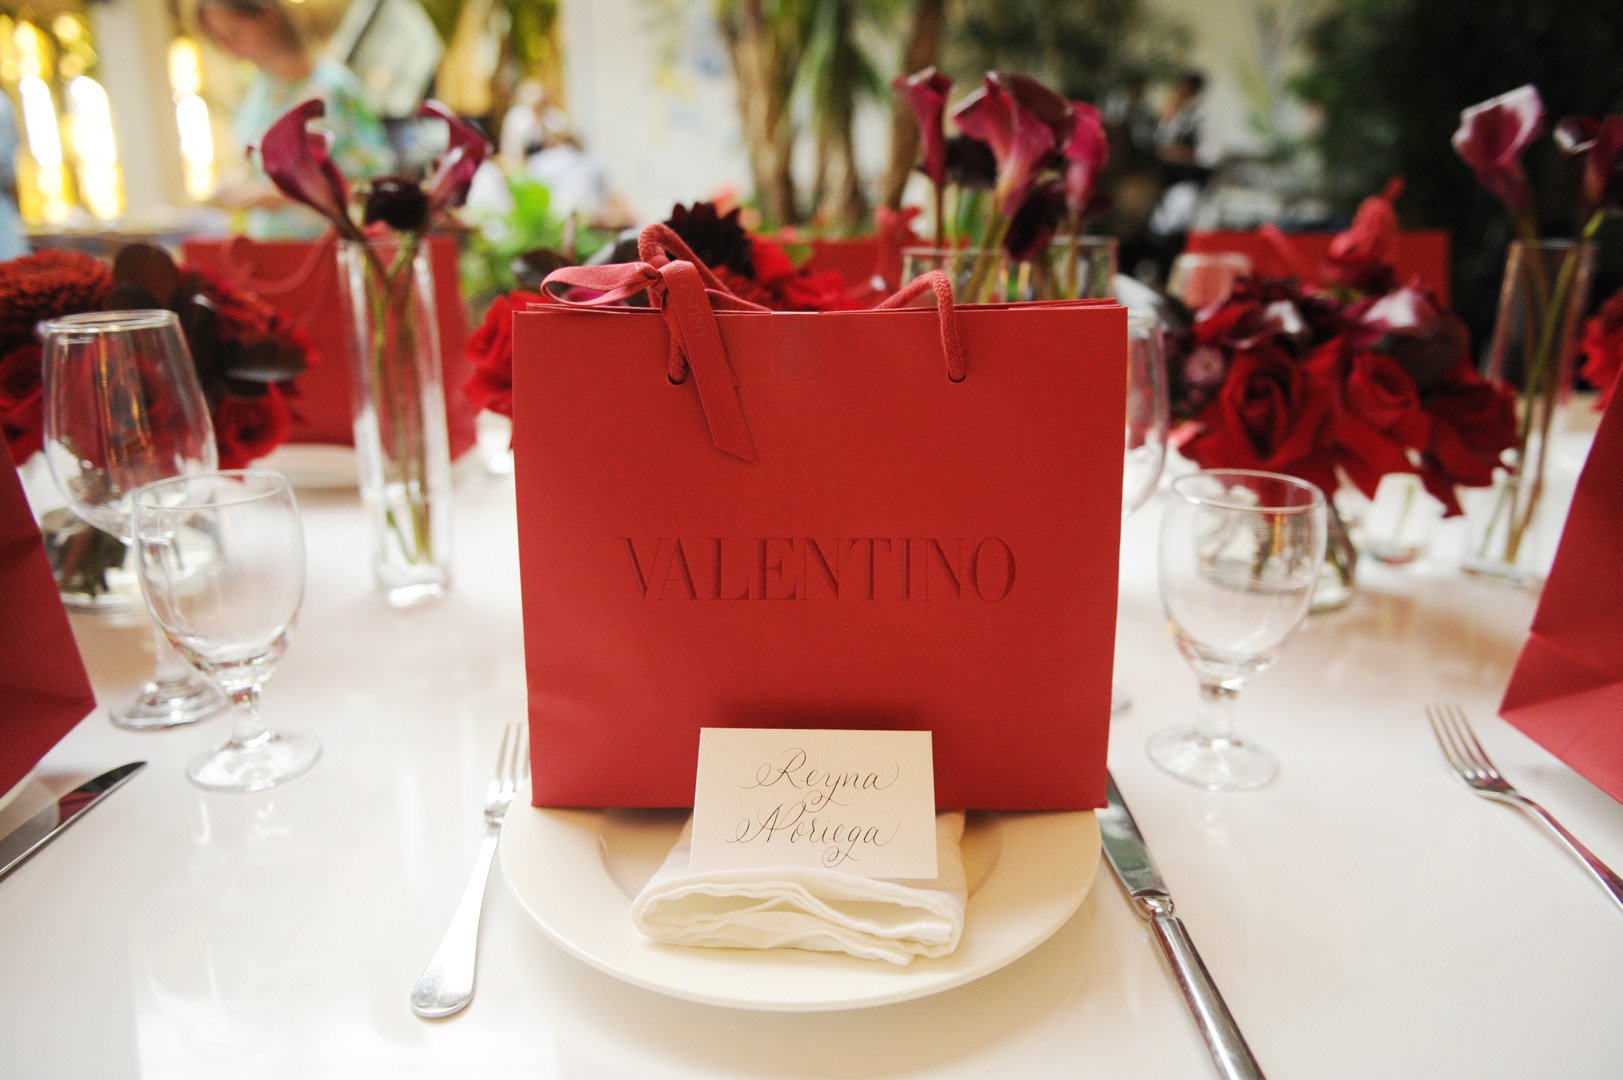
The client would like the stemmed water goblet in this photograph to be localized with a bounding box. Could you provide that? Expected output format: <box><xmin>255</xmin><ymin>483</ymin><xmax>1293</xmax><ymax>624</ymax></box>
<box><xmin>41</xmin><ymin>310</ymin><xmax>226</xmax><ymax>729</ymax></box>
<box><xmin>133</xmin><ymin>470</ymin><xmax>320</xmax><ymax>792</ymax></box>
<box><xmin>1112</xmin><ymin>313</ymin><xmax>1171</xmax><ymax>714</ymax></box>
<box><xmin>1150</xmin><ymin>469</ymin><xmax>1327</xmax><ymax>791</ymax></box>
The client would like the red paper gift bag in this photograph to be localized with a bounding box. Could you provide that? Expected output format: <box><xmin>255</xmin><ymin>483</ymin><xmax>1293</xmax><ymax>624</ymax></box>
<box><xmin>181</xmin><ymin>233</ymin><xmax>478</xmax><ymax>458</ymax></box>
<box><xmin>513</xmin><ymin>254</ymin><xmax>1126</xmax><ymax>811</ymax></box>
<box><xmin>1500</xmin><ymin>394</ymin><xmax>1623</xmax><ymax>804</ymax></box>
<box><xmin>1184</xmin><ymin>228</ymin><xmax>1452</xmax><ymax>303</ymax></box>
<box><xmin>1</xmin><ymin>456</ymin><xmax>96</xmax><ymax>795</ymax></box>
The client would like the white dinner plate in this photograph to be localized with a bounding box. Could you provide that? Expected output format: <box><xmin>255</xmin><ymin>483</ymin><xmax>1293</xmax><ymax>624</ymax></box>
<box><xmin>498</xmin><ymin>792</ymin><xmax>1100</xmax><ymax>1012</ymax></box>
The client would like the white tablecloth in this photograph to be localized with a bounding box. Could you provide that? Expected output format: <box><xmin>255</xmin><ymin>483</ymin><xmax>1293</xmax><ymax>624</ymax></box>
<box><xmin>3</xmin><ymin>449</ymin><xmax>1622</xmax><ymax>1079</ymax></box>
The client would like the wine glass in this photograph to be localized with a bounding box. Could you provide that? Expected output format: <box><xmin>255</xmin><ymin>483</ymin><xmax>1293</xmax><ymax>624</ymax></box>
<box><xmin>1149</xmin><ymin>470</ymin><xmax>1327</xmax><ymax>791</ymax></box>
<box><xmin>41</xmin><ymin>310</ymin><xmax>227</xmax><ymax>730</ymax></box>
<box><xmin>1112</xmin><ymin>314</ymin><xmax>1171</xmax><ymax>714</ymax></box>
<box><xmin>133</xmin><ymin>470</ymin><xmax>319</xmax><ymax>792</ymax></box>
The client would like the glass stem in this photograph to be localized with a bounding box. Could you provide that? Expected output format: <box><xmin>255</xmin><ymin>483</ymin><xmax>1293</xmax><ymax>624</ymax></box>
<box><xmin>227</xmin><ymin>685</ymin><xmax>269</xmax><ymax>751</ymax></box>
<box><xmin>1195</xmin><ymin>681</ymin><xmax>1239</xmax><ymax>743</ymax></box>
<box><xmin>150</xmin><ymin>625</ymin><xmax>195</xmax><ymax>687</ymax></box>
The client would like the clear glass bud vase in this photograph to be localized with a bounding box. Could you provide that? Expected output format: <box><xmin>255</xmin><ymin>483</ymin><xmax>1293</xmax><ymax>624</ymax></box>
<box><xmin>1463</xmin><ymin>238</ymin><xmax>1595</xmax><ymax>585</ymax></box>
<box><xmin>337</xmin><ymin>238</ymin><xmax>454</xmax><ymax>606</ymax></box>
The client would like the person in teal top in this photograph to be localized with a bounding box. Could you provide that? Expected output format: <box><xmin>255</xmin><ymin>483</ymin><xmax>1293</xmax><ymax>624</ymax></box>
<box><xmin>198</xmin><ymin>0</ymin><xmax>393</xmax><ymax>239</ymax></box>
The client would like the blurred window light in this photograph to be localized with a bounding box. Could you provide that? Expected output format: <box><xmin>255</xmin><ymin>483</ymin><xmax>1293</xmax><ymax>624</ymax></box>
<box><xmin>67</xmin><ymin>75</ymin><xmax>122</xmax><ymax>219</ymax></box>
<box><xmin>19</xmin><ymin>74</ymin><xmax>62</xmax><ymax>168</ymax></box>
<box><xmin>168</xmin><ymin>37</ymin><xmax>203</xmax><ymax>97</ymax></box>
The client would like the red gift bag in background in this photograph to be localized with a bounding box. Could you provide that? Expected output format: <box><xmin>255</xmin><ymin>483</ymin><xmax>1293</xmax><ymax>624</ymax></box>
<box><xmin>182</xmin><ymin>233</ymin><xmax>477</xmax><ymax>457</ymax></box>
<box><xmin>1184</xmin><ymin>228</ymin><xmax>1452</xmax><ymax>304</ymax></box>
<box><xmin>513</xmin><ymin>255</ymin><xmax>1126</xmax><ymax>812</ymax></box>
<box><xmin>1</xmin><ymin>455</ymin><xmax>96</xmax><ymax>795</ymax></box>
<box><xmin>1500</xmin><ymin>394</ymin><xmax>1623</xmax><ymax>804</ymax></box>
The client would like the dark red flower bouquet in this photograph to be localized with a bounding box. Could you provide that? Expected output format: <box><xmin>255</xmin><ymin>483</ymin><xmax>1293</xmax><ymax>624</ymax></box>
<box><xmin>893</xmin><ymin>68</ymin><xmax>1109</xmax><ymax>301</ymax></box>
<box><xmin>464</xmin><ymin>200</ymin><xmax>866</xmax><ymax>421</ymax></box>
<box><xmin>1167</xmin><ymin>183</ymin><xmax>1519</xmax><ymax>591</ymax></box>
<box><xmin>0</xmin><ymin>245</ymin><xmax>316</xmax><ymax>598</ymax></box>
<box><xmin>0</xmin><ymin>246</ymin><xmax>315</xmax><ymax>469</ymax></box>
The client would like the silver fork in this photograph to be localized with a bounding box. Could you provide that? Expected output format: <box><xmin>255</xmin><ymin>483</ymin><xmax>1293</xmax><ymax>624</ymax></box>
<box><xmin>1426</xmin><ymin>703</ymin><xmax>1623</xmax><ymax>914</ymax></box>
<box><xmin>410</xmin><ymin>720</ymin><xmax>530</xmax><ymax>1018</ymax></box>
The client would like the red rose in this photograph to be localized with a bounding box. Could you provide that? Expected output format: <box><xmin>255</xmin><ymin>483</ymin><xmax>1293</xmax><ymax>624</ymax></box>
<box><xmin>1418</xmin><ymin>374</ymin><xmax>1519</xmax><ymax>515</ymax></box>
<box><xmin>1580</xmin><ymin>288</ymin><xmax>1623</xmax><ymax>411</ymax></box>
<box><xmin>0</xmin><ymin>343</ymin><xmax>43</xmax><ymax>463</ymax></box>
<box><xmin>1305</xmin><ymin>339</ymin><xmax>1425</xmax><ymax>499</ymax></box>
<box><xmin>1182</xmin><ymin>346</ymin><xmax>1338</xmax><ymax>495</ymax></box>
<box><xmin>749</xmin><ymin>238</ymin><xmax>797</xmax><ymax>285</ymax></box>
<box><xmin>773</xmin><ymin>269</ymin><xmax>865</xmax><ymax>313</ymax></box>
<box><xmin>463</xmin><ymin>290</ymin><xmax>544</xmax><ymax>420</ymax></box>
<box><xmin>214</xmin><ymin>385</ymin><xmax>292</xmax><ymax>470</ymax></box>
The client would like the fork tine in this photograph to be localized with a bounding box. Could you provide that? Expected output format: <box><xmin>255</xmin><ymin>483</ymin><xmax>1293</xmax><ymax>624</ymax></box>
<box><xmin>1444</xmin><ymin>703</ymin><xmax>1498</xmax><ymax>777</ymax></box>
<box><xmin>1426</xmin><ymin>704</ymin><xmax>1463</xmax><ymax>770</ymax></box>
<box><xmin>1428</xmin><ymin>703</ymin><xmax>1481</xmax><ymax>781</ymax></box>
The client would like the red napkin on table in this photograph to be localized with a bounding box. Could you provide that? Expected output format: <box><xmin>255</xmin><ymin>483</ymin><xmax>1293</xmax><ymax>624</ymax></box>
<box><xmin>0</xmin><ymin>456</ymin><xmax>97</xmax><ymax>795</ymax></box>
<box><xmin>1500</xmin><ymin>393</ymin><xmax>1623</xmax><ymax>804</ymax></box>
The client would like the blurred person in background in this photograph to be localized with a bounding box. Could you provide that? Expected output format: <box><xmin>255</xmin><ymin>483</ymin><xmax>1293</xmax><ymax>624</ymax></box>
<box><xmin>198</xmin><ymin>0</ymin><xmax>392</xmax><ymax>239</ymax></box>
<box><xmin>1144</xmin><ymin>70</ymin><xmax>1212</xmax><ymax>283</ymax></box>
<box><xmin>499</xmin><ymin>80</ymin><xmax>568</xmax><ymax>168</ymax></box>
<box><xmin>0</xmin><ymin>93</ymin><xmax>26</xmax><ymax>259</ymax></box>
<box><xmin>524</xmin><ymin>130</ymin><xmax>608</xmax><ymax>222</ymax></box>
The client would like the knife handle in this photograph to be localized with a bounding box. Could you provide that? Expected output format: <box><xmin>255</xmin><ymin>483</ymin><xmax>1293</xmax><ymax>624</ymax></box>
<box><xmin>1150</xmin><ymin>910</ymin><xmax>1265</xmax><ymax>1080</ymax></box>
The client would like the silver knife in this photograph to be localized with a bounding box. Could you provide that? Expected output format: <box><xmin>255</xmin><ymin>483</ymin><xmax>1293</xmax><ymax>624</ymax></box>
<box><xmin>1099</xmin><ymin>773</ymin><xmax>1265</xmax><ymax>1080</ymax></box>
<box><xmin>0</xmin><ymin>762</ymin><xmax>146</xmax><ymax>883</ymax></box>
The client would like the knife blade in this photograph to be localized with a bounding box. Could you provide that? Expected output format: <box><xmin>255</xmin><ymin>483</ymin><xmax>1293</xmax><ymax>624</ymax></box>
<box><xmin>1099</xmin><ymin>773</ymin><xmax>1265</xmax><ymax>1080</ymax></box>
<box><xmin>0</xmin><ymin>762</ymin><xmax>146</xmax><ymax>883</ymax></box>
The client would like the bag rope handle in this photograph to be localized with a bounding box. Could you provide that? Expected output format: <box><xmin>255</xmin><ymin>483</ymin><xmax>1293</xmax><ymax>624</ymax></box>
<box><xmin>875</xmin><ymin>270</ymin><xmax>967</xmax><ymax>382</ymax></box>
<box><xmin>539</xmin><ymin>260</ymin><xmax>760</xmax><ymax>463</ymax></box>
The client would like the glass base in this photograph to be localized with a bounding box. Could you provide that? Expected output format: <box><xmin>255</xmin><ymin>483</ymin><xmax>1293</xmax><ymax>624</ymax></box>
<box><xmin>1147</xmin><ymin>726</ymin><xmax>1278</xmax><ymax>792</ymax></box>
<box><xmin>1460</xmin><ymin>555</ymin><xmax>1543</xmax><ymax>588</ymax></box>
<box><xmin>187</xmin><ymin>729</ymin><xmax>321</xmax><ymax>793</ymax></box>
<box><xmin>111</xmin><ymin>676</ymin><xmax>228</xmax><ymax>731</ymax></box>
<box><xmin>383</xmin><ymin>578</ymin><xmax>449</xmax><ymax>608</ymax></box>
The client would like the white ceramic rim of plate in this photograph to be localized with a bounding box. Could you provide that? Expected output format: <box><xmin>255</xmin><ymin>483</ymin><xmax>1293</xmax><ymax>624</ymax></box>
<box><xmin>498</xmin><ymin>792</ymin><xmax>1100</xmax><ymax>1012</ymax></box>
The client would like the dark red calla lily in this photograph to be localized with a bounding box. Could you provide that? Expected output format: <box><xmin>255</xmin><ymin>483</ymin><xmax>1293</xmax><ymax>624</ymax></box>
<box><xmin>1003</xmin><ymin>180</ymin><xmax>1067</xmax><ymax>261</ymax></box>
<box><xmin>1452</xmin><ymin>85</ymin><xmax>1544</xmax><ymax>215</ymax></box>
<box><xmin>1062</xmin><ymin>102</ymin><xmax>1109</xmax><ymax>222</ymax></box>
<box><xmin>894</xmin><ymin>67</ymin><xmax>953</xmax><ymax>187</ymax></box>
<box><xmin>1554</xmin><ymin>114</ymin><xmax>1623</xmax><ymax>218</ymax></box>
<box><xmin>419</xmin><ymin>101</ymin><xmax>490</xmax><ymax>221</ymax></box>
<box><xmin>256</xmin><ymin>99</ymin><xmax>359</xmax><ymax>237</ymax></box>
<box><xmin>952</xmin><ymin>73</ymin><xmax>1072</xmax><ymax>217</ymax></box>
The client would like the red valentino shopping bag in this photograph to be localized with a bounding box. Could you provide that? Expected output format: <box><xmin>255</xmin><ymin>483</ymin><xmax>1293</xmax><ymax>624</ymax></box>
<box><xmin>513</xmin><ymin>233</ymin><xmax>1126</xmax><ymax>810</ymax></box>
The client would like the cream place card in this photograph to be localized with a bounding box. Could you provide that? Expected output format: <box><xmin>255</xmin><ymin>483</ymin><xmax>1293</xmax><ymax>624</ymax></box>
<box><xmin>689</xmin><ymin>728</ymin><xmax>938</xmax><ymax>880</ymax></box>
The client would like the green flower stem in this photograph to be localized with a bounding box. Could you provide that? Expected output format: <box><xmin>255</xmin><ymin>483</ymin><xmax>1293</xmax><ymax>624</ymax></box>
<box><xmin>361</xmin><ymin>236</ymin><xmax>435</xmax><ymax>568</ymax></box>
<box><xmin>1498</xmin><ymin>221</ymin><xmax>1598</xmax><ymax>565</ymax></box>
<box><xmin>961</xmin><ymin>212</ymin><xmax>1009</xmax><ymax>304</ymax></box>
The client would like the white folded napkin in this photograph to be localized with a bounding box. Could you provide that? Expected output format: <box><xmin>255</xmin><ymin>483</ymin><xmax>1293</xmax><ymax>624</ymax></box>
<box><xmin>630</xmin><ymin>812</ymin><xmax>967</xmax><ymax>966</ymax></box>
